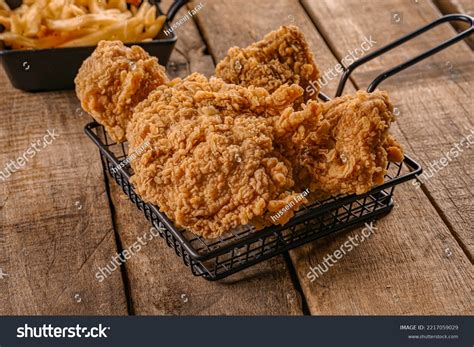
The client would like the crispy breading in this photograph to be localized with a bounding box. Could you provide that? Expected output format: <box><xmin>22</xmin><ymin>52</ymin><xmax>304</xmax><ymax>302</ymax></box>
<box><xmin>274</xmin><ymin>90</ymin><xmax>404</xmax><ymax>197</ymax></box>
<box><xmin>126</xmin><ymin>73</ymin><xmax>306</xmax><ymax>238</ymax></box>
<box><xmin>74</xmin><ymin>30</ymin><xmax>405</xmax><ymax>239</ymax></box>
<box><xmin>385</xmin><ymin>133</ymin><xmax>404</xmax><ymax>162</ymax></box>
<box><xmin>215</xmin><ymin>25</ymin><xmax>320</xmax><ymax>104</ymax></box>
<box><xmin>214</xmin><ymin>26</ymin><xmax>403</xmax><ymax>199</ymax></box>
<box><xmin>75</xmin><ymin>40</ymin><xmax>168</xmax><ymax>142</ymax></box>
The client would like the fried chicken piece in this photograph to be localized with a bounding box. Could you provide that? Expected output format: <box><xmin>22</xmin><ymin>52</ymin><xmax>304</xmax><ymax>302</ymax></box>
<box><xmin>127</xmin><ymin>73</ymin><xmax>307</xmax><ymax>238</ymax></box>
<box><xmin>75</xmin><ymin>40</ymin><xmax>168</xmax><ymax>142</ymax></box>
<box><xmin>215</xmin><ymin>26</ymin><xmax>403</xmax><ymax>198</ymax></box>
<box><xmin>215</xmin><ymin>25</ymin><xmax>320</xmax><ymax>104</ymax></box>
<box><xmin>274</xmin><ymin>90</ymin><xmax>404</xmax><ymax>197</ymax></box>
<box><xmin>385</xmin><ymin>133</ymin><xmax>404</xmax><ymax>162</ymax></box>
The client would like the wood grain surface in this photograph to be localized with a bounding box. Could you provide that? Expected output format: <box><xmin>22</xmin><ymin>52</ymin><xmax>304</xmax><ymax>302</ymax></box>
<box><xmin>296</xmin><ymin>0</ymin><xmax>474</xmax><ymax>314</ymax></box>
<box><xmin>0</xmin><ymin>72</ymin><xmax>127</xmax><ymax>314</ymax></box>
<box><xmin>433</xmin><ymin>0</ymin><xmax>474</xmax><ymax>49</ymax></box>
<box><xmin>303</xmin><ymin>0</ymin><xmax>474</xmax><ymax>258</ymax></box>
<box><xmin>0</xmin><ymin>0</ymin><xmax>472</xmax><ymax>316</ymax></box>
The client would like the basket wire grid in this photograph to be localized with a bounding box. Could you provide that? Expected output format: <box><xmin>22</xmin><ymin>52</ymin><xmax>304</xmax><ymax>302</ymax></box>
<box><xmin>85</xmin><ymin>14</ymin><xmax>473</xmax><ymax>280</ymax></box>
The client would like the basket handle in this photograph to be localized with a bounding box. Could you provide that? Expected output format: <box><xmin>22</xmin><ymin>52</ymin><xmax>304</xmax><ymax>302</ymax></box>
<box><xmin>335</xmin><ymin>14</ymin><xmax>474</xmax><ymax>96</ymax></box>
<box><xmin>165</xmin><ymin>0</ymin><xmax>190</xmax><ymax>22</ymax></box>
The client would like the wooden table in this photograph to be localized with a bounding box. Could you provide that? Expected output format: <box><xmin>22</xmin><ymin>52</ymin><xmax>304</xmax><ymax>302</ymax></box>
<box><xmin>0</xmin><ymin>0</ymin><xmax>472</xmax><ymax>315</ymax></box>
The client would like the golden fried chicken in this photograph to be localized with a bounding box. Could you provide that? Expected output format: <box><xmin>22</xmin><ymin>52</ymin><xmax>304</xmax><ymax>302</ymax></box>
<box><xmin>74</xmin><ymin>30</ymin><xmax>405</xmax><ymax>239</ymax></box>
<box><xmin>127</xmin><ymin>73</ymin><xmax>307</xmax><ymax>238</ymax></box>
<box><xmin>215</xmin><ymin>25</ymin><xmax>320</xmax><ymax>104</ymax></box>
<box><xmin>385</xmin><ymin>133</ymin><xmax>404</xmax><ymax>163</ymax></box>
<box><xmin>215</xmin><ymin>26</ymin><xmax>403</xmax><ymax>198</ymax></box>
<box><xmin>75</xmin><ymin>40</ymin><xmax>168</xmax><ymax>142</ymax></box>
<box><xmin>273</xmin><ymin>90</ymin><xmax>404</xmax><ymax>197</ymax></box>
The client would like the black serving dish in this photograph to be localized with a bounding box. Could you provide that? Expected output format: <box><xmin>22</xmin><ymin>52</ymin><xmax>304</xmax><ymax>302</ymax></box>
<box><xmin>0</xmin><ymin>0</ymin><xmax>188</xmax><ymax>91</ymax></box>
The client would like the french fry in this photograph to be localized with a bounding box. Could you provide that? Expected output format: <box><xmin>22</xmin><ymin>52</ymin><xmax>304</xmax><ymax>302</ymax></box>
<box><xmin>10</xmin><ymin>14</ymin><xmax>23</xmax><ymax>35</ymax></box>
<box><xmin>135</xmin><ymin>1</ymin><xmax>150</xmax><ymax>20</ymax></box>
<box><xmin>129</xmin><ymin>20</ymin><xmax>144</xmax><ymax>39</ymax></box>
<box><xmin>0</xmin><ymin>0</ymin><xmax>167</xmax><ymax>50</ymax></box>
<box><xmin>47</xmin><ymin>12</ymin><xmax>131</xmax><ymax>31</ymax></box>
<box><xmin>140</xmin><ymin>15</ymin><xmax>166</xmax><ymax>41</ymax></box>
<box><xmin>88</xmin><ymin>0</ymin><xmax>104</xmax><ymax>14</ymax></box>
<box><xmin>0</xmin><ymin>15</ymin><xmax>10</xmax><ymax>28</ymax></box>
<box><xmin>108</xmin><ymin>0</ymin><xmax>128</xmax><ymax>12</ymax></box>
<box><xmin>144</xmin><ymin>5</ymin><xmax>156</xmax><ymax>26</ymax></box>
<box><xmin>0</xmin><ymin>0</ymin><xmax>10</xmax><ymax>11</ymax></box>
<box><xmin>23</xmin><ymin>3</ymin><xmax>46</xmax><ymax>37</ymax></box>
<box><xmin>0</xmin><ymin>32</ymin><xmax>67</xmax><ymax>49</ymax></box>
<box><xmin>59</xmin><ymin>17</ymin><xmax>142</xmax><ymax>47</ymax></box>
<box><xmin>65</xmin><ymin>4</ymin><xmax>87</xmax><ymax>18</ymax></box>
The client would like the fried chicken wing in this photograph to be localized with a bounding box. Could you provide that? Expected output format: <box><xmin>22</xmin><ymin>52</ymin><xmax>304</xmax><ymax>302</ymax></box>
<box><xmin>276</xmin><ymin>90</ymin><xmax>404</xmax><ymax>197</ymax></box>
<box><xmin>75</xmin><ymin>40</ymin><xmax>168</xmax><ymax>142</ymax></box>
<box><xmin>215</xmin><ymin>25</ymin><xmax>320</xmax><ymax>104</ymax></box>
<box><xmin>127</xmin><ymin>73</ymin><xmax>307</xmax><ymax>238</ymax></box>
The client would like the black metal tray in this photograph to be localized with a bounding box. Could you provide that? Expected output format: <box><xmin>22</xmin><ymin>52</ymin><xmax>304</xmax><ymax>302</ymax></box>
<box><xmin>0</xmin><ymin>0</ymin><xmax>188</xmax><ymax>91</ymax></box>
<box><xmin>85</xmin><ymin>13</ymin><xmax>472</xmax><ymax>281</ymax></box>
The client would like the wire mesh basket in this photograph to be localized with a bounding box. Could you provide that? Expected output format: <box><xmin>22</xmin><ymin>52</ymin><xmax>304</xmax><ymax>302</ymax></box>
<box><xmin>85</xmin><ymin>122</ymin><xmax>421</xmax><ymax>280</ymax></box>
<box><xmin>84</xmin><ymin>14</ymin><xmax>473</xmax><ymax>280</ymax></box>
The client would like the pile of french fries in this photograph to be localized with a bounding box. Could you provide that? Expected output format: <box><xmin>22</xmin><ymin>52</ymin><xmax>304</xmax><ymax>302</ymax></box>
<box><xmin>0</xmin><ymin>0</ymin><xmax>166</xmax><ymax>49</ymax></box>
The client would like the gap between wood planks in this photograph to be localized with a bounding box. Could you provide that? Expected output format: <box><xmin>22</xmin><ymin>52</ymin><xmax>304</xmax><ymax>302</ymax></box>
<box><xmin>101</xmin><ymin>167</ymin><xmax>135</xmax><ymax>315</ymax></box>
<box><xmin>300</xmin><ymin>0</ymin><xmax>473</xmax><ymax>263</ymax></box>
<box><xmin>419</xmin><ymin>183</ymin><xmax>473</xmax><ymax>263</ymax></box>
<box><xmin>283</xmin><ymin>252</ymin><xmax>311</xmax><ymax>315</ymax></box>
<box><xmin>432</xmin><ymin>0</ymin><xmax>474</xmax><ymax>50</ymax></box>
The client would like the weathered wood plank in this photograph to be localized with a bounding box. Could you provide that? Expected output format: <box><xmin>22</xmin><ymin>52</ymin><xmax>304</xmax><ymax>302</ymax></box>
<box><xmin>291</xmin><ymin>182</ymin><xmax>474</xmax><ymax>314</ymax></box>
<box><xmin>106</xmin><ymin>1</ymin><xmax>303</xmax><ymax>315</ymax></box>
<box><xmin>0</xmin><ymin>71</ymin><xmax>128</xmax><ymax>314</ymax></box>
<box><xmin>286</xmin><ymin>0</ymin><xmax>474</xmax><ymax>314</ymax></box>
<box><xmin>433</xmin><ymin>0</ymin><xmax>474</xmax><ymax>49</ymax></box>
<box><xmin>303</xmin><ymin>0</ymin><xmax>474</xmax><ymax>258</ymax></box>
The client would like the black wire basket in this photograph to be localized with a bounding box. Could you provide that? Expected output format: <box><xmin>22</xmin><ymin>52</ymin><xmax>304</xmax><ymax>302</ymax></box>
<box><xmin>85</xmin><ymin>14</ymin><xmax>472</xmax><ymax>280</ymax></box>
